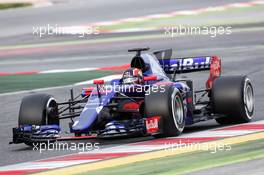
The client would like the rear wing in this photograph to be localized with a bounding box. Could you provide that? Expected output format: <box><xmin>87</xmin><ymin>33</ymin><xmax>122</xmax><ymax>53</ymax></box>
<box><xmin>153</xmin><ymin>49</ymin><xmax>221</xmax><ymax>89</ymax></box>
<box><xmin>159</xmin><ymin>56</ymin><xmax>211</xmax><ymax>74</ymax></box>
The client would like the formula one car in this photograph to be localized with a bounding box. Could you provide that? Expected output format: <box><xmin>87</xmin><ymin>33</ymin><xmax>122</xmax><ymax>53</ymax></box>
<box><xmin>11</xmin><ymin>47</ymin><xmax>254</xmax><ymax>146</ymax></box>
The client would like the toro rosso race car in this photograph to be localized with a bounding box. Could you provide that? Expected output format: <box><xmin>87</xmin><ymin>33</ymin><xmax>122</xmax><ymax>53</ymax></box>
<box><xmin>11</xmin><ymin>48</ymin><xmax>254</xmax><ymax>146</ymax></box>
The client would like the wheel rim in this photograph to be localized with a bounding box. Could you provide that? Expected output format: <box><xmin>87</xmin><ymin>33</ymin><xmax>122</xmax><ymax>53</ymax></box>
<box><xmin>171</xmin><ymin>90</ymin><xmax>184</xmax><ymax>131</ymax></box>
<box><xmin>174</xmin><ymin>96</ymin><xmax>184</xmax><ymax>124</ymax></box>
<box><xmin>244</xmin><ymin>83</ymin><xmax>254</xmax><ymax>115</ymax></box>
<box><xmin>46</xmin><ymin>97</ymin><xmax>58</xmax><ymax>124</ymax></box>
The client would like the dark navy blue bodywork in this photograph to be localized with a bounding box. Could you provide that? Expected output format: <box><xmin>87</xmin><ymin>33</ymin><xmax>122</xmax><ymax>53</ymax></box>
<box><xmin>71</xmin><ymin>53</ymin><xmax>198</xmax><ymax>133</ymax></box>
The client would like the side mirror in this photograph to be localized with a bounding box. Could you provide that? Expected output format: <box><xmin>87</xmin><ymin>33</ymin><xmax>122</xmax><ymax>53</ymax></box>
<box><xmin>93</xmin><ymin>79</ymin><xmax>105</xmax><ymax>85</ymax></box>
<box><xmin>143</xmin><ymin>75</ymin><xmax>157</xmax><ymax>81</ymax></box>
<box><xmin>81</xmin><ymin>87</ymin><xmax>94</xmax><ymax>97</ymax></box>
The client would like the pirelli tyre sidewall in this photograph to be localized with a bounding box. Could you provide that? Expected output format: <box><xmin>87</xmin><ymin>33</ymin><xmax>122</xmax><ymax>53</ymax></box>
<box><xmin>212</xmin><ymin>76</ymin><xmax>254</xmax><ymax>124</ymax></box>
<box><xmin>18</xmin><ymin>93</ymin><xmax>59</xmax><ymax>126</ymax></box>
<box><xmin>145</xmin><ymin>85</ymin><xmax>185</xmax><ymax>137</ymax></box>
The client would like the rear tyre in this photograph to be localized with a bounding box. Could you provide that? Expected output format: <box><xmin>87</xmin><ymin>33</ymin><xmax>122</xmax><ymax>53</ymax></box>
<box><xmin>145</xmin><ymin>85</ymin><xmax>185</xmax><ymax>137</ymax></box>
<box><xmin>212</xmin><ymin>76</ymin><xmax>254</xmax><ymax>124</ymax></box>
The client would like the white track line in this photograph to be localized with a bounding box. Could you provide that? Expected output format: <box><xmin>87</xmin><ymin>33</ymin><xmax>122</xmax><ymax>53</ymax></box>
<box><xmin>39</xmin><ymin>68</ymin><xmax>97</xmax><ymax>74</ymax></box>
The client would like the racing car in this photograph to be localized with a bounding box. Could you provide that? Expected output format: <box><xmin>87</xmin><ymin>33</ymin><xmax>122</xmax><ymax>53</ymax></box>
<box><xmin>11</xmin><ymin>47</ymin><xmax>254</xmax><ymax>146</ymax></box>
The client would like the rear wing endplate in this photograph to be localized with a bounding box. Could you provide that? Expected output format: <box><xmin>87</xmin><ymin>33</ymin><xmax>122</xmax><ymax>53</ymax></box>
<box><xmin>153</xmin><ymin>49</ymin><xmax>221</xmax><ymax>89</ymax></box>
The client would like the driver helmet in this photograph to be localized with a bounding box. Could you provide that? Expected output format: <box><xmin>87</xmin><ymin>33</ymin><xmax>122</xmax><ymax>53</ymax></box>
<box><xmin>122</xmin><ymin>68</ymin><xmax>143</xmax><ymax>84</ymax></box>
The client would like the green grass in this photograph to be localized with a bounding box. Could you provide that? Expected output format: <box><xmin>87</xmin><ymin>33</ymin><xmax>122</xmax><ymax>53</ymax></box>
<box><xmin>77</xmin><ymin>139</ymin><xmax>264</xmax><ymax>175</ymax></box>
<box><xmin>0</xmin><ymin>70</ymin><xmax>117</xmax><ymax>93</ymax></box>
<box><xmin>0</xmin><ymin>3</ymin><xmax>31</xmax><ymax>10</ymax></box>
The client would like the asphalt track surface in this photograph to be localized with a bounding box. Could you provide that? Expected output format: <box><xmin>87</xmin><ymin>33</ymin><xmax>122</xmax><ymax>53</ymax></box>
<box><xmin>0</xmin><ymin>0</ymin><xmax>264</xmax><ymax>174</ymax></box>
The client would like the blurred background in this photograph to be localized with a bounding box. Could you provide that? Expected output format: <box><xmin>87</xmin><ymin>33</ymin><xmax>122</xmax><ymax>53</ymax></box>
<box><xmin>0</xmin><ymin>0</ymin><xmax>264</xmax><ymax>169</ymax></box>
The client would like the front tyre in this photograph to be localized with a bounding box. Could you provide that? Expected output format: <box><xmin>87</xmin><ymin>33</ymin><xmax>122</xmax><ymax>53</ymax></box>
<box><xmin>18</xmin><ymin>93</ymin><xmax>59</xmax><ymax>146</ymax></box>
<box><xmin>19</xmin><ymin>93</ymin><xmax>59</xmax><ymax>126</ymax></box>
<box><xmin>212</xmin><ymin>76</ymin><xmax>254</xmax><ymax>124</ymax></box>
<box><xmin>145</xmin><ymin>85</ymin><xmax>185</xmax><ymax>137</ymax></box>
